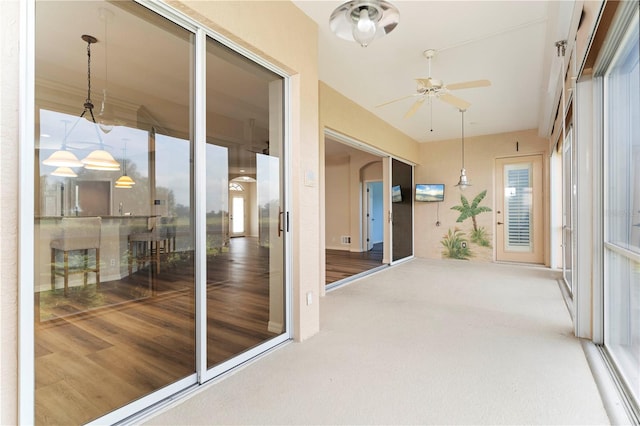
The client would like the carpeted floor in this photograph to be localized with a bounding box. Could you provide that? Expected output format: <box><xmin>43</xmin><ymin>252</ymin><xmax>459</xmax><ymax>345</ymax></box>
<box><xmin>144</xmin><ymin>258</ymin><xmax>610</xmax><ymax>425</ymax></box>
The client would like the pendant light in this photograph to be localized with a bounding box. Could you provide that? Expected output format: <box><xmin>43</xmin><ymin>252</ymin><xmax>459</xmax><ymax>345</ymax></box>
<box><xmin>115</xmin><ymin>140</ymin><xmax>135</xmax><ymax>189</ymax></box>
<box><xmin>455</xmin><ymin>109</ymin><xmax>471</xmax><ymax>191</ymax></box>
<box><xmin>330</xmin><ymin>0</ymin><xmax>399</xmax><ymax>47</ymax></box>
<box><xmin>42</xmin><ymin>120</ymin><xmax>83</xmax><ymax>168</ymax></box>
<box><xmin>77</xmin><ymin>34</ymin><xmax>120</xmax><ymax>171</ymax></box>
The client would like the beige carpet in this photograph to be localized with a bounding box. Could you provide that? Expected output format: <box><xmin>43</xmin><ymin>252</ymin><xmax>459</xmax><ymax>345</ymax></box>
<box><xmin>144</xmin><ymin>258</ymin><xmax>610</xmax><ymax>425</ymax></box>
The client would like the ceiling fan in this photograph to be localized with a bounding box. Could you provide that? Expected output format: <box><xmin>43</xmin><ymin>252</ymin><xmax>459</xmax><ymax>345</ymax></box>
<box><xmin>376</xmin><ymin>49</ymin><xmax>491</xmax><ymax>118</ymax></box>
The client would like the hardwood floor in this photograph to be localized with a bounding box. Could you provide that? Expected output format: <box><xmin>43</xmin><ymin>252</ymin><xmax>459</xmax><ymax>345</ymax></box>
<box><xmin>35</xmin><ymin>237</ymin><xmax>279</xmax><ymax>425</ymax></box>
<box><xmin>325</xmin><ymin>243</ymin><xmax>385</xmax><ymax>284</ymax></box>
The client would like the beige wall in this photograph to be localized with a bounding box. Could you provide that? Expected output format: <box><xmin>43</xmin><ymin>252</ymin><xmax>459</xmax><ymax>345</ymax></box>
<box><xmin>1</xmin><ymin>0</ymin><xmax>20</xmax><ymax>422</ymax></box>
<box><xmin>1</xmin><ymin>0</ymin><xmax>319</xmax><ymax>422</ymax></box>
<box><xmin>414</xmin><ymin>129</ymin><xmax>550</xmax><ymax>264</ymax></box>
<box><xmin>320</xmin><ymin>82</ymin><xmax>420</xmax><ymax>163</ymax></box>
<box><xmin>325</xmin><ymin>156</ymin><xmax>351</xmax><ymax>250</ymax></box>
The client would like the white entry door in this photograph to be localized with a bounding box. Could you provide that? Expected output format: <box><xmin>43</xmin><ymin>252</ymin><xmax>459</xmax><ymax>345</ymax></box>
<box><xmin>230</xmin><ymin>195</ymin><xmax>245</xmax><ymax>237</ymax></box>
<box><xmin>495</xmin><ymin>155</ymin><xmax>544</xmax><ymax>263</ymax></box>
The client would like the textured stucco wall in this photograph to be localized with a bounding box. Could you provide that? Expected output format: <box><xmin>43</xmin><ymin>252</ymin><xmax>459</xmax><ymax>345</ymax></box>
<box><xmin>1</xmin><ymin>1</ymin><xmax>20</xmax><ymax>424</ymax></box>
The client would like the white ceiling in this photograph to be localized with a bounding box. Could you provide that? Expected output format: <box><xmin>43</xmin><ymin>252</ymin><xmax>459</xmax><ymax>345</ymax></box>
<box><xmin>293</xmin><ymin>0</ymin><xmax>574</xmax><ymax>143</ymax></box>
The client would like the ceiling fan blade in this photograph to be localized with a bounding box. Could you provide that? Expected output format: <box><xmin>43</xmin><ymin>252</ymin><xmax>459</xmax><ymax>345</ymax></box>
<box><xmin>375</xmin><ymin>93</ymin><xmax>420</xmax><ymax>108</ymax></box>
<box><xmin>439</xmin><ymin>93</ymin><xmax>471</xmax><ymax>110</ymax></box>
<box><xmin>446</xmin><ymin>79</ymin><xmax>491</xmax><ymax>90</ymax></box>
<box><xmin>404</xmin><ymin>98</ymin><xmax>426</xmax><ymax>118</ymax></box>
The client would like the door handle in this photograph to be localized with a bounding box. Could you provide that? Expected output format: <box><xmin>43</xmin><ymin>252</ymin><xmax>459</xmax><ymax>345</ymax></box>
<box><xmin>278</xmin><ymin>210</ymin><xmax>284</xmax><ymax>237</ymax></box>
<box><xmin>497</xmin><ymin>221</ymin><xmax>504</xmax><ymax>225</ymax></box>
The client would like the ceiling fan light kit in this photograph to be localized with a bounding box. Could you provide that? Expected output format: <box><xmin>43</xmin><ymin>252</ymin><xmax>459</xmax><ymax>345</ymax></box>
<box><xmin>329</xmin><ymin>0</ymin><xmax>399</xmax><ymax>47</ymax></box>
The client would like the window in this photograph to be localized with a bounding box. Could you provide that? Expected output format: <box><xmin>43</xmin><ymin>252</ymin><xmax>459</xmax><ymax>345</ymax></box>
<box><xmin>603</xmin><ymin>10</ymin><xmax>640</xmax><ymax>410</ymax></box>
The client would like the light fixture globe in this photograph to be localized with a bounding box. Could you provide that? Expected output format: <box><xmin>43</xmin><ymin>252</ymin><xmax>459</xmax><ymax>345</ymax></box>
<box><xmin>330</xmin><ymin>0</ymin><xmax>399</xmax><ymax>47</ymax></box>
<box><xmin>456</xmin><ymin>168</ymin><xmax>471</xmax><ymax>191</ymax></box>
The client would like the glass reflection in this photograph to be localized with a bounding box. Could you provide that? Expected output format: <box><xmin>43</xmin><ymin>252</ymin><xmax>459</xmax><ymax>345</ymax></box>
<box><xmin>34</xmin><ymin>2</ymin><xmax>194</xmax><ymax>424</ymax></box>
<box><xmin>205</xmin><ymin>37</ymin><xmax>285</xmax><ymax>368</ymax></box>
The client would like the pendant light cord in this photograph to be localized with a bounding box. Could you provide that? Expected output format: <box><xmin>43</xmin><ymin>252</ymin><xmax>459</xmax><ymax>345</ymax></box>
<box><xmin>86</xmin><ymin>40</ymin><xmax>93</xmax><ymax>108</ymax></box>
<box><xmin>460</xmin><ymin>109</ymin><xmax>465</xmax><ymax>169</ymax></box>
<box><xmin>76</xmin><ymin>35</ymin><xmax>104</xmax><ymax>147</ymax></box>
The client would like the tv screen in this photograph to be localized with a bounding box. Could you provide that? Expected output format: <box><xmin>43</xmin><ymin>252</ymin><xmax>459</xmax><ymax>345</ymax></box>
<box><xmin>415</xmin><ymin>184</ymin><xmax>445</xmax><ymax>202</ymax></box>
<box><xmin>391</xmin><ymin>185</ymin><xmax>402</xmax><ymax>203</ymax></box>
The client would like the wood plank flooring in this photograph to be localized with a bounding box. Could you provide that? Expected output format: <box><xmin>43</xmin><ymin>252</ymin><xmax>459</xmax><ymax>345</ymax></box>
<box><xmin>325</xmin><ymin>243</ymin><xmax>385</xmax><ymax>284</ymax></box>
<box><xmin>35</xmin><ymin>237</ymin><xmax>278</xmax><ymax>425</ymax></box>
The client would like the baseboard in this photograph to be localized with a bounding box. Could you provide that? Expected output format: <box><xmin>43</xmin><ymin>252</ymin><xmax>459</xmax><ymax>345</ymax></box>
<box><xmin>326</xmin><ymin>245</ymin><xmax>349</xmax><ymax>251</ymax></box>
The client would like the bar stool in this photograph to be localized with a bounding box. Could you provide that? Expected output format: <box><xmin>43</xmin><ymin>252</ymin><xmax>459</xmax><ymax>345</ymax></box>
<box><xmin>50</xmin><ymin>217</ymin><xmax>102</xmax><ymax>297</ymax></box>
<box><xmin>128</xmin><ymin>216</ymin><xmax>168</xmax><ymax>275</ymax></box>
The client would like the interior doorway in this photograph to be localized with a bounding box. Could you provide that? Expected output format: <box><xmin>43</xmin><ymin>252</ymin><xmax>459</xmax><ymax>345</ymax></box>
<box><xmin>230</xmin><ymin>195</ymin><xmax>246</xmax><ymax>237</ymax></box>
<box><xmin>365</xmin><ymin>181</ymin><xmax>384</xmax><ymax>251</ymax></box>
<box><xmin>324</xmin><ymin>136</ymin><xmax>388</xmax><ymax>286</ymax></box>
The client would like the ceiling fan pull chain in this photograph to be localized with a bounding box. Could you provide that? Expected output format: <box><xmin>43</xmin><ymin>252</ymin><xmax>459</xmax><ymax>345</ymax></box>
<box><xmin>430</xmin><ymin>99</ymin><xmax>433</xmax><ymax>132</ymax></box>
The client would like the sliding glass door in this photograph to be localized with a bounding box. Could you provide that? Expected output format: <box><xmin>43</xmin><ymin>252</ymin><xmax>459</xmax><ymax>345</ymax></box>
<box><xmin>391</xmin><ymin>158</ymin><xmax>413</xmax><ymax>262</ymax></box>
<box><xmin>32</xmin><ymin>2</ymin><xmax>289</xmax><ymax>423</ymax></box>
<box><xmin>205</xmin><ymin>37</ymin><xmax>286</xmax><ymax>373</ymax></box>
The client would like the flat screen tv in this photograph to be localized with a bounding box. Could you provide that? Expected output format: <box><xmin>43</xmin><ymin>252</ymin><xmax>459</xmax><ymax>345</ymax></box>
<box><xmin>391</xmin><ymin>185</ymin><xmax>402</xmax><ymax>203</ymax></box>
<box><xmin>415</xmin><ymin>183</ymin><xmax>445</xmax><ymax>202</ymax></box>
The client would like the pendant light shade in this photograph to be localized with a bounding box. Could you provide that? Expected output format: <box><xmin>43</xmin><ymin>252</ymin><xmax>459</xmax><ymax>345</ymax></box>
<box><xmin>81</xmin><ymin>149</ymin><xmax>120</xmax><ymax>170</ymax></box>
<box><xmin>455</xmin><ymin>109</ymin><xmax>471</xmax><ymax>191</ymax></box>
<box><xmin>43</xmin><ymin>149</ymin><xmax>83</xmax><ymax>168</ymax></box>
<box><xmin>115</xmin><ymin>175</ymin><xmax>135</xmax><ymax>186</ymax></box>
<box><xmin>51</xmin><ymin>167</ymin><xmax>78</xmax><ymax>177</ymax></box>
<box><xmin>42</xmin><ymin>120</ymin><xmax>83</xmax><ymax>168</ymax></box>
<box><xmin>330</xmin><ymin>0</ymin><xmax>399</xmax><ymax>47</ymax></box>
<box><xmin>115</xmin><ymin>141</ymin><xmax>135</xmax><ymax>189</ymax></box>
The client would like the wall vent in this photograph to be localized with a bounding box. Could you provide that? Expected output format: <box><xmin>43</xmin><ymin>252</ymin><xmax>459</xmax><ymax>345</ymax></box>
<box><xmin>341</xmin><ymin>236</ymin><xmax>351</xmax><ymax>244</ymax></box>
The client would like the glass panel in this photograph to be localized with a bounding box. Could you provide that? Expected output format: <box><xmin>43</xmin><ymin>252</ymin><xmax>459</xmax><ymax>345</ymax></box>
<box><xmin>504</xmin><ymin>163</ymin><xmax>533</xmax><ymax>252</ymax></box>
<box><xmin>34</xmin><ymin>2</ymin><xmax>195</xmax><ymax>423</ymax></box>
<box><xmin>604</xmin><ymin>13</ymin><xmax>640</xmax><ymax>409</ymax></box>
<box><xmin>205</xmin><ymin>37</ymin><xmax>285</xmax><ymax>369</ymax></box>
<box><xmin>391</xmin><ymin>158</ymin><xmax>413</xmax><ymax>261</ymax></box>
<box><xmin>563</xmin><ymin>134</ymin><xmax>573</xmax><ymax>292</ymax></box>
<box><xmin>605</xmin><ymin>250</ymin><xmax>640</xmax><ymax>403</ymax></box>
<box><xmin>606</xmin><ymin>26</ymin><xmax>640</xmax><ymax>255</ymax></box>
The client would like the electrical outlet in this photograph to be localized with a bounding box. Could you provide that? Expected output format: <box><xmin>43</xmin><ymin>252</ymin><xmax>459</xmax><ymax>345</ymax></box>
<box><xmin>110</xmin><ymin>259</ymin><xmax>116</xmax><ymax>267</ymax></box>
<box><xmin>306</xmin><ymin>292</ymin><xmax>313</xmax><ymax>305</ymax></box>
